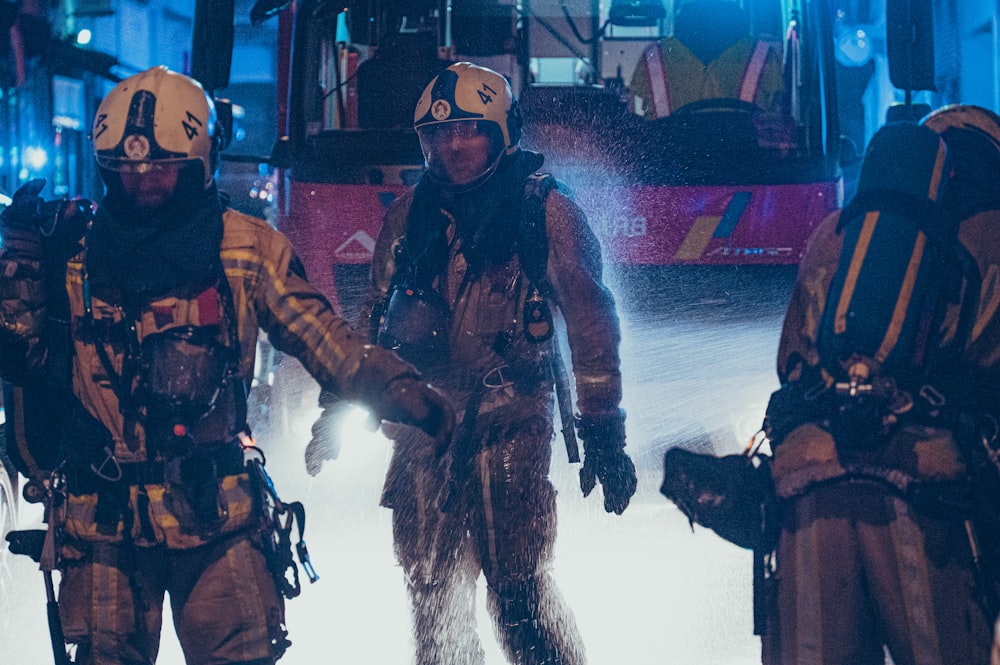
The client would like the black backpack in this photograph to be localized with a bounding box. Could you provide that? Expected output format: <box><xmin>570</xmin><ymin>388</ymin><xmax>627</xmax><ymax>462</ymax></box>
<box><xmin>814</xmin><ymin>122</ymin><xmax>980</xmax><ymax>448</ymax></box>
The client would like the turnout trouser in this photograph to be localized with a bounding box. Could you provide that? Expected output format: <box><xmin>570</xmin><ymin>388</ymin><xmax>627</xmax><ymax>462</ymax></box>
<box><xmin>762</xmin><ymin>480</ymin><xmax>992</xmax><ymax>665</ymax></box>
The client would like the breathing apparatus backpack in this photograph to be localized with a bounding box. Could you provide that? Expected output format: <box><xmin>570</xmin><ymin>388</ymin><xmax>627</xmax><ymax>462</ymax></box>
<box><xmin>810</xmin><ymin>122</ymin><xmax>979</xmax><ymax>449</ymax></box>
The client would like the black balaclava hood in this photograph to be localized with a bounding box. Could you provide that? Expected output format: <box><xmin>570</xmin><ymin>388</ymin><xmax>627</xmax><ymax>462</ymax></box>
<box><xmin>405</xmin><ymin>149</ymin><xmax>545</xmax><ymax>278</ymax></box>
<box><xmin>87</xmin><ymin>176</ymin><xmax>225</xmax><ymax>300</ymax></box>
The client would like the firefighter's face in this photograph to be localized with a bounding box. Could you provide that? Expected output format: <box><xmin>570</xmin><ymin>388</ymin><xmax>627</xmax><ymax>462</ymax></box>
<box><xmin>117</xmin><ymin>162</ymin><xmax>182</xmax><ymax>210</ymax></box>
<box><xmin>418</xmin><ymin>121</ymin><xmax>503</xmax><ymax>188</ymax></box>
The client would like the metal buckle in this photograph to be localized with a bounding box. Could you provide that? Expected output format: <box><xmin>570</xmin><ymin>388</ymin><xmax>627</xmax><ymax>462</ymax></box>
<box><xmin>482</xmin><ymin>365</ymin><xmax>514</xmax><ymax>389</ymax></box>
<box><xmin>918</xmin><ymin>384</ymin><xmax>946</xmax><ymax>409</ymax></box>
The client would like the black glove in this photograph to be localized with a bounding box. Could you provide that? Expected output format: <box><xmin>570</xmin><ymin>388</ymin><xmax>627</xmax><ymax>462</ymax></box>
<box><xmin>304</xmin><ymin>404</ymin><xmax>344</xmax><ymax>476</ymax></box>
<box><xmin>379</xmin><ymin>376</ymin><xmax>455</xmax><ymax>451</ymax></box>
<box><xmin>1</xmin><ymin>179</ymin><xmax>90</xmax><ymax>262</ymax></box>
<box><xmin>577</xmin><ymin>409</ymin><xmax>637</xmax><ymax>515</ymax></box>
<box><xmin>304</xmin><ymin>400</ymin><xmax>382</xmax><ymax>475</ymax></box>
<box><xmin>0</xmin><ymin>178</ymin><xmax>47</xmax><ymax>261</ymax></box>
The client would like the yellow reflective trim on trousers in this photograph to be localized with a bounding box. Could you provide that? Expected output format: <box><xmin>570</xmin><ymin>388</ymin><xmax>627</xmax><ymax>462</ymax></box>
<box><xmin>63</xmin><ymin>475</ymin><xmax>255</xmax><ymax>546</ymax></box>
<box><xmin>222</xmin><ymin>248</ymin><xmax>348</xmax><ymax>381</ymax></box>
<box><xmin>876</xmin><ymin>231</ymin><xmax>926</xmax><ymax>363</ymax></box>
<box><xmin>64</xmin><ymin>492</ymin><xmax>125</xmax><ymax>542</ymax></box>
<box><xmin>674</xmin><ymin>215</ymin><xmax>722</xmax><ymax>261</ymax></box>
<box><xmin>143</xmin><ymin>474</ymin><xmax>253</xmax><ymax>531</ymax></box>
<box><xmin>834</xmin><ymin>211</ymin><xmax>879</xmax><ymax>334</ymax></box>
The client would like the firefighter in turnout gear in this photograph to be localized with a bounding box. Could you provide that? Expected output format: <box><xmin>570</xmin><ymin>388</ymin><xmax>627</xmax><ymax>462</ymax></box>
<box><xmin>356</xmin><ymin>62</ymin><xmax>635</xmax><ymax>664</ymax></box>
<box><xmin>0</xmin><ymin>65</ymin><xmax>453</xmax><ymax>665</ymax></box>
<box><xmin>761</xmin><ymin>107</ymin><xmax>1000</xmax><ymax>664</ymax></box>
<box><xmin>629</xmin><ymin>0</ymin><xmax>784</xmax><ymax>120</ymax></box>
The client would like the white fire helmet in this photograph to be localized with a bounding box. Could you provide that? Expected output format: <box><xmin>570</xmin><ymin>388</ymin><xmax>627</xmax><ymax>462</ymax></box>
<box><xmin>922</xmin><ymin>104</ymin><xmax>1000</xmax><ymax>153</ymax></box>
<box><xmin>920</xmin><ymin>104</ymin><xmax>1000</xmax><ymax>217</ymax></box>
<box><xmin>92</xmin><ymin>66</ymin><xmax>220</xmax><ymax>191</ymax></box>
<box><xmin>413</xmin><ymin>62</ymin><xmax>522</xmax><ymax>190</ymax></box>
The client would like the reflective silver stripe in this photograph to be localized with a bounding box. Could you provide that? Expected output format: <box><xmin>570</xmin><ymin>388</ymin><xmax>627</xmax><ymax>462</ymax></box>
<box><xmin>480</xmin><ymin>450</ymin><xmax>499</xmax><ymax>572</ymax></box>
<box><xmin>92</xmin><ymin>545</ymin><xmax>125</xmax><ymax>653</ymax></box>
<box><xmin>739</xmin><ymin>41</ymin><xmax>770</xmax><ymax>103</ymax></box>
<box><xmin>793</xmin><ymin>494</ymin><xmax>824</xmax><ymax>664</ymax></box>
<box><xmin>414</xmin><ymin>465</ymin><xmax>433</xmax><ymax>586</ymax></box>
<box><xmin>644</xmin><ymin>43</ymin><xmax>672</xmax><ymax>118</ymax></box>
<box><xmin>889</xmin><ymin>495</ymin><xmax>942</xmax><ymax>665</ymax></box>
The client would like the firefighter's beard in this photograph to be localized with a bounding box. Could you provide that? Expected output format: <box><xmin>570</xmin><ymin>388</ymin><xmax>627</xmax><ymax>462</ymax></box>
<box><xmin>100</xmin><ymin>163</ymin><xmax>206</xmax><ymax>223</ymax></box>
<box><xmin>421</xmin><ymin>126</ymin><xmax>507</xmax><ymax>194</ymax></box>
<box><xmin>127</xmin><ymin>181</ymin><xmax>178</xmax><ymax>211</ymax></box>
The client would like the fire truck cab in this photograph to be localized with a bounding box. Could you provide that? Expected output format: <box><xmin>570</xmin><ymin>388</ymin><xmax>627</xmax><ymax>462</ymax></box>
<box><xmin>194</xmin><ymin>0</ymin><xmax>934</xmax><ymax>312</ymax></box>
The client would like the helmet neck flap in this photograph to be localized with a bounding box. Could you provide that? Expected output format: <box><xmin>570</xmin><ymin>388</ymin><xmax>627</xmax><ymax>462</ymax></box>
<box><xmin>87</xmin><ymin>183</ymin><xmax>225</xmax><ymax>299</ymax></box>
<box><xmin>404</xmin><ymin>149</ymin><xmax>545</xmax><ymax>276</ymax></box>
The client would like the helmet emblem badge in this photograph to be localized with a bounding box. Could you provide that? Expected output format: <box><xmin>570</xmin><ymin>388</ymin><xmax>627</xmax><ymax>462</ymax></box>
<box><xmin>124</xmin><ymin>134</ymin><xmax>151</xmax><ymax>160</ymax></box>
<box><xmin>431</xmin><ymin>100</ymin><xmax>452</xmax><ymax>121</ymax></box>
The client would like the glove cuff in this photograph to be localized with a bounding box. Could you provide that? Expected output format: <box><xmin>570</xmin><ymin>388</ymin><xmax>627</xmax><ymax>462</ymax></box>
<box><xmin>0</xmin><ymin>227</ymin><xmax>43</xmax><ymax>262</ymax></box>
<box><xmin>342</xmin><ymin>344</ymin><xmax>422</xmax><ymax>418</ymax></box>
<box><xmin>576</xmin><ymin>408</ymin><xmax>627</xmax><ymax>451</ymax></box>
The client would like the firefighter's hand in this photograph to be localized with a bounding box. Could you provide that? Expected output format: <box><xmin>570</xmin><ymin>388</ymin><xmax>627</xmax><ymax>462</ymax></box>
<box><xmin>578</xmin><ymin>409</ymin><xmax>637</xmax><ymax>515</ymax></box>
<box><xmin>0</xmin><ymin>178</ymin><xmax>46</xmax><ymax>261</ymax></box>
<box><xmin>304</xmin><ymin>405</ymin><xmax>344</xmax><ymax>476</ymax></box>
<box><xmin>380</xmin><ymin>377</ymin><xmax>455</xmax><ymax>450</ymax></box>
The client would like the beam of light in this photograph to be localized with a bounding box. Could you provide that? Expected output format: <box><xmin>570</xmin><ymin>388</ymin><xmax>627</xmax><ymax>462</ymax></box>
<box><xmin>24</xmin><ymin>146</ymin><xmax>48</xmax><ymax>171</ymax></box>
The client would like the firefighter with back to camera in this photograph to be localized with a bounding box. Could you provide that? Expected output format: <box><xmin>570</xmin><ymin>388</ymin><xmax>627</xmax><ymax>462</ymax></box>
<box><xmin>0</xmin><ymin>65</ymin><xmax>454</xmax><ymax>665</ymax></box>
<box><xmin>307</xmin><ymin>61</ymin><xmax>637</xmax><ymax>665</ymax></box>
<box><xmin>760</xmin><ymin>106</ymin><xmax>1000</xmax><ymax>665</ymax></box>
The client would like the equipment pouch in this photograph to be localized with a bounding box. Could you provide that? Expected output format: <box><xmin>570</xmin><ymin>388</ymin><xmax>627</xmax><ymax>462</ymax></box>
<box><xmin>163</xmin><ymin>449</ymin><xmax>230</xmax><ymax>533</ymax></box>
<box><xmin>661</xmin><ymin>445</ymin><xmax>781</xmax><ymax>636</ymax></box>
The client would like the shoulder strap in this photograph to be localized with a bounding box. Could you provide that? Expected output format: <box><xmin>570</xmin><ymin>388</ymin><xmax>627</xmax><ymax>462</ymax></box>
<box><xmin>518</xmin><ymin>173</ymin><xmax>560</xmax><ymax>296</ymax></box>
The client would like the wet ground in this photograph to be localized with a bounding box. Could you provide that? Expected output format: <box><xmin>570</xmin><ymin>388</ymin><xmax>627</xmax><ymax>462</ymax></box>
<box><xmin>0</xmin><ymin>264</ymin><xmax>797</xmax><ymax>664</ymax></box>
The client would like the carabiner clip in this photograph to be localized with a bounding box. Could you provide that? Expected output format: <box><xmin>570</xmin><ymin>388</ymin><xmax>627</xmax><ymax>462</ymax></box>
<box><xmin>296</xmin><ymin>539</ymin><xmax>320</xmax><ymax>584</ymax></box>
<box><xmin>90</xmin><ymin>446</ymin><xmax>122</xmax><ymax>482</ymax></box>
